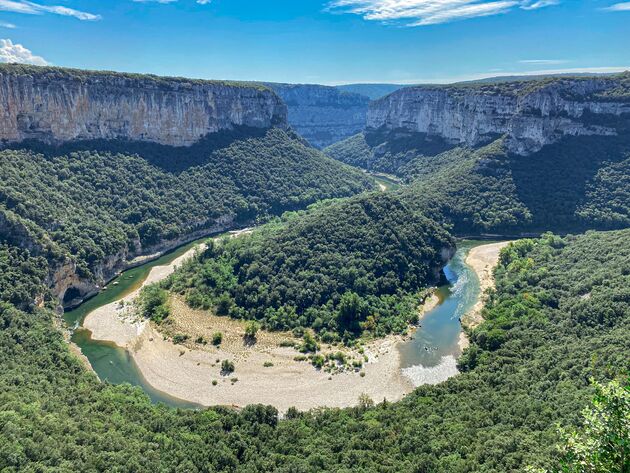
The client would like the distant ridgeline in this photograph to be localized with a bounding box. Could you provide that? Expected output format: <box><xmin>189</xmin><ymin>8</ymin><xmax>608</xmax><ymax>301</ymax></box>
<box><xmin>266</xmin><ymin>83</ymin><xmax>370</xmax><ymax>149</ymax></box>
<box><xmin>0</xmin><ymin>64</ymin><xmax>374</xmax><ymax>307</ymax></box>
<box><xmin>326</xmin><ymin>73</ymin><xmax>630</xmax><ymax>234</ymax></box>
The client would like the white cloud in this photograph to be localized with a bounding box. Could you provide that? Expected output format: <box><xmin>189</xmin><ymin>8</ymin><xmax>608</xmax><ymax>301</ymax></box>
<box><xmin>519</xmin><ymin>59</ymin><xmax>568</xmax><ymax>65</ymax></box>
<box><xmin>131</xmin><ymin>0</ymin><xmax>214</xmax><ymax>4</ymax></box>
<box><xmin>521</xmin><ymin>0</ymin><xmax>558</xmax><ymax>10</ymax></box>
<box><xmin>326</xmin><ymin>0</ymin><xmax>560</xmax><ymax>26</ymax></box>
<box><xmin>0</xmin><ymin>38</ymin><xmax>48</xmax><ymax>65</ymax></box>
<box><xmin>0</xmin><ymin>21</ymin><xmax>16</xmax><ymax>28</ymax></box>
<box><xmin>603</xmin><ymin>2</ymin><xmax>630</xmax><ymax>11</ymax></box>
<box><xmin>0</xmin><ymin>0</ymin><xmax>37</xmax><ymax>14</ymax></box>
<box><xmin>0</xmin><ymin>0</ymin><xmax>100</xmax><ymax>20</ymax></box>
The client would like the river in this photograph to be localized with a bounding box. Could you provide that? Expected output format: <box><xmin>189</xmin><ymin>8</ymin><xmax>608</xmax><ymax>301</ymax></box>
<box><xmin>64</xmin><ymin>238</ymin><xmax>490</xmax><ymax>408</ymax></box>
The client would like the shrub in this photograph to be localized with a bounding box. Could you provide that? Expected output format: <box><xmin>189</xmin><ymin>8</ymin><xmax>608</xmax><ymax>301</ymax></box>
<box><xmin>244</xmin><ymin>321</ymin><xmax>260</xmax><ymax>340</ymax></box>
<box><xmin>212</xmin><ymin>332</ymin><xmax>223</xmax><ymax>346</ymax></box>
<box><xmin>312</xmin><ymin>354</ymin><xmax>325</xmax><ymax>368</ymax></box>
<box><xmin>172</xmin><ymin>334</ymin><xmax>189</xmax><ymax>345</ymax></box>
<box><xmin>221</xmin><ymin>359</ymin><xmax>235</xmax><ymax>375</ymax></box>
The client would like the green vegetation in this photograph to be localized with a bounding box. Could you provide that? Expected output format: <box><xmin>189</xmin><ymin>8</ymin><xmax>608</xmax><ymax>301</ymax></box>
<box><xmin>0</xmin><ymin>128</ymin><xmax>372</xmax><ymax>282</ymax></box>
<box><xmin>529</xmin><ymin>378</ymin><xmax>629</xmax><ymax>473</ymax></box>
<box><xmin>165</xmin><ymin>192</ymin><xmax>453</xmax><ymax>341</ymax></box>
<box><xmin>324</xmin><ymin>130</ymin><xmax>454</xmax><ymax>175</ymax></box>
<box><xmin>220</xmin><ymin>359</ymin><xmax>235</xmax><ymax>375</ymax></box>
<box><xmin>211</xmin><ymin>332</ymin><xmax>223</xmax><ymax>346</ymax></box>
<box><xmin>413</xmin><ymin>72</ymin><xmax>630</xmax><ymax>101</ymax></box>
<box><xmin>244</xmin><ymin>320</ymin><xmax>260</xmax><ymax>340</ymax></box>
<box><xmin>0</xmin><ymin>229</ymin><xmax>627</xmax><ymax>471</ymax></box>
<box><xmin>0</xmin><ymin>63</ymin><xmax>273</xmax><ymax>91</ymax></box>
<box><xmin>400</xmin><ymin>135</ymin><xmax>630</xmax><ymax>234</ymax></box>
<box><xmin>137</xmin><ymin>285</ymin><xmax>170</xmax><ymax>323</ymax></box>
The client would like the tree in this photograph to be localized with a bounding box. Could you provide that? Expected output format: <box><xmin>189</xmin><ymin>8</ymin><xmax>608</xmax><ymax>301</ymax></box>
<box><xmin>244</xmin><ymin>321</ymin><xmax>260</xmax><ymax>341</ymax></box>
<box><xmin>529</xmin><ymin>379</ymin><xmax>629</xmax><ymax>473</ymax></box>
<box><xmin>337</xmin><ymin>291</ymin><xmax>368</xmax><ymax>332</ymax></box>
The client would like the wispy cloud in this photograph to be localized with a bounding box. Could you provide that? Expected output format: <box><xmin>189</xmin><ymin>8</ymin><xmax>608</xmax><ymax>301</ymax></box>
<box><xmin>131</xmin><ymin>0</ymin><xmax>213</xmax><ymax>4</ymax></box>
<box><xmin>603</xmin><ymin>2</ymin><xmax>630</xmax><ymax>11</ymax></box>
<box><xmin>132</xmin><ymin>0</ymin><xmax>178</xmax><ymax>3</ymax></box>
<box><xmin>0</xmin><ymin>21</ymin><xmax>16</xmax><ymax>28</ymax></box>
<box><xmin>326</xmin><ymin>0</ymin><xmax>560</xmax><ymax>26</ymax></box>
<box><xmin>0</xmin><ymin>0</ymin><xmax>100</xmax><ymax>20</ymax></box>
<box><xmin>521</xmin><ymin>0</ymin><xmax>559</xmax><ymax>10</ymax></box>
<box><xmin>0</xmin><ymin>38</ymin><xmax>48</xmax><ymax>64</ymax></box>
<box><xmin>519</xmin><ymin>59</ymin><xmax>568</xmax><ymax>65</ymax></box>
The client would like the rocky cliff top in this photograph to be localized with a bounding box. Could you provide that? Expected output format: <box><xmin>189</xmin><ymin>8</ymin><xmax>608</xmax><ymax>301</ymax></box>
<box><xmin>368</xmin><ymin>73</ymin><xmax>630</xmax><ymax>154</ymax></box>
<box><xmin>0</xmin><ymin>64</ymin><xmax>287</xmax><ymax>147</ymax></box>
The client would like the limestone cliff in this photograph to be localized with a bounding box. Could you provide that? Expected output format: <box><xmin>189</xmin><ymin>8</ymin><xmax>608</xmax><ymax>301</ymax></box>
<box><xmin>367</xmin><ymin>74</ymin><xmax>630</xmax><ymax>155</ymax></box>
<box><xmin>267</xmin><ymin>83</ymin><xmax>369</xmax><ymax>148</ymax></box>
<box><xmin>0</xmin><ymin>64</ymin><xmax>287</xmax><ymax>147</ymax></box>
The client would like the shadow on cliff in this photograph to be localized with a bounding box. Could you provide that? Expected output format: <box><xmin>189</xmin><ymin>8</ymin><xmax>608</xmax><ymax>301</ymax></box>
<box><xmin>506</xmin><ymin>132</ymin><xmax>630</xmax><ymax>231</ymax></box>
<box><xmin>4</xmin><ymin>126</ymin><xmax>270</xmax><ymax>174</ymax></box>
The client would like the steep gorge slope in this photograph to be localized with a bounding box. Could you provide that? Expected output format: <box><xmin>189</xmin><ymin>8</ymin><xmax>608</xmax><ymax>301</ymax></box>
<box><xmin>368</xmin><ymin>73</ymin><xmax>630</xmax><ymax>155</ymax></box>
<box><xmin>0</xmin><ymin>65</ymin><xmax>373</xmax><ymax>306</ymax></box>
<box><xmin>327</xmin><ymin>74</ymin><xmax>630</xmax><ymax>235</ymax></box>
<box><xmin>0</xmin><ymin>64</ymin><xmax>287</xmax><ymax>147</ymax></box>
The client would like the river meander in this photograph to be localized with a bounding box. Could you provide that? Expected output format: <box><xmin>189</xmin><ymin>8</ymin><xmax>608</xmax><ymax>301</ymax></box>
<box><xmin>64</xmin><ymin>238</ymin><xmax>491</xmax><ymax>408</ymax></box>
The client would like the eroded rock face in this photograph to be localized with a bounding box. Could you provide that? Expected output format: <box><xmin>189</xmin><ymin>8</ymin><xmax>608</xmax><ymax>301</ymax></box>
<box><xmin>367</xmin><ymin>75</ymin><xmax>630</xmax><ymax>154</ymax></box>
<box><xmin>0</xmin><ymin>65</ymin><xmax>287</xmax><ymax>147</ymax></box>
<box><xmin>267</xmin><ymin>83</ymin><xmax>369</xmax><ymax>148</ymax></box>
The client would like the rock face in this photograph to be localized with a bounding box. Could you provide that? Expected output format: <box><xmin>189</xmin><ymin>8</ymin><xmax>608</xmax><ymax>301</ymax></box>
<box><xmin>267</xmin><ymin>83</ymin><xmax>369</xmax><ymax>148</ymax></box>
<box><xmin>367</xmin><ymin>75</ymin><xmax>630</xmax><ymax>154</ymax></box>
<box><xmin>0</xmin><ymin>64</ymin><xmax>287</xmax><ymax>147</ymax></box>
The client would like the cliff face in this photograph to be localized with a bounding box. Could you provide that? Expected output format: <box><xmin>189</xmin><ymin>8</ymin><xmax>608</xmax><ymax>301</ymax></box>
<box><xmin>267</xmin><ymin>83</ymin><xmax>369</xmax><ymax>148</ymax></box>
<box><xmin>367</xmin><ymin>75</ymin><xmax>630</xmax><ymax>155</ymax></box>
<box><xmin>0</xmin><ymin>64</ymin><xmax>288</xmax><ymax>147</ymax></box>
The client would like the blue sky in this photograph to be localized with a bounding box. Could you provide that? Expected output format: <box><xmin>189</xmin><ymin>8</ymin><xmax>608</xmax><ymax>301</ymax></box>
<box><xmin>0</xmin><ymin>0</ymin><xmax>628</xmax><ymax>84</ymax></box>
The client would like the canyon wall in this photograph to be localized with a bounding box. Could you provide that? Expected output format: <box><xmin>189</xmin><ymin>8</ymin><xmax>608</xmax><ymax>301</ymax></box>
<box><xmin>267</xmin><ymin>83</ymin><xmax>369</xmax><ymax>148</ymax></box>
<box><xmin>0</xmin><ymin>64</ymin><xmax>287</xmax><ymax>147</ymax></box>
<box><xmin>367</xmin><ymin>75</ymin><xmax>630</xmax><ymax>154</ymax></box>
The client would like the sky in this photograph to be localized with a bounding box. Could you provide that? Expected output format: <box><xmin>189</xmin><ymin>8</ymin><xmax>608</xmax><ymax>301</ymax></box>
<box><xmin>0</xmin><ymin>0</ymin><xmax>628</xmax><ymax>85</ymax></box>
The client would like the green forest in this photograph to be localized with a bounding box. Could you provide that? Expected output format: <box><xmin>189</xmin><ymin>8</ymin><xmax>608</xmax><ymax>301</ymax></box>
<box><xmin>328</xmin><ymin>131</ymin><xmax>630</xmax><ymax>235</ymax></box>
<box><xmin>0</xmin><ymin>69</ymin><xmax>628</xmax><ymax>472</ymax></box>
<box><xmin>1</xmin><ymin>228</ymin><xmax>627</xmax><ymax>471</ymax></box>
<box><xmin>0</xmin><ymin>128</ymin><xmax>372</xmax><ymax>281</ymax></box>
<box><xmin>162</xmin><ymin>193</ymin><xmax>453</xmax><ymax>341</ymax></box>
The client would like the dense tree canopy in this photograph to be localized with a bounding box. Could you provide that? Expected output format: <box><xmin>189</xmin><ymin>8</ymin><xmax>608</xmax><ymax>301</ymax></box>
<box><xmin>0</xmin><ymin>229</ymin><xmax>628</xmax><ymax>471</ymax></box>
<box><xmin>328</xmin><ymin>130</ymin><xmax>630</xmax><ymax>235</ymax></box>
<box><xmin>165</xmin><ymin>193</ymin><xmax>454</xmax><ymax>341</ymax></box>
<box><xmin>0</xmin><ymin>128</ymin><xmax>372</xmax><ymax>279</ymax></box>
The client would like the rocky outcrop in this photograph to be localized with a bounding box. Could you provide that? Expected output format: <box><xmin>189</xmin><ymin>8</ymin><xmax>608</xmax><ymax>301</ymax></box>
<box><xmin>0</xmin><ymin>64</ymin><xmax>287</xmax><ymax>147</ymax></box>
<box><xmin>267</xmin><ymin>83</ymin><xmax>369</xmax><ymax>148</ymax></box>
<box><xmin>367</xmin><ymin>75</ymin><xmax>630</xmax><ymax>155</ymax></box>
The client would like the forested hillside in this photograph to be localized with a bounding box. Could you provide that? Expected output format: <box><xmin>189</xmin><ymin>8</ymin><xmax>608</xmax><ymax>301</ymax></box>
<box><xmin>328</xmin><ymin>130</ymin><xmax>630</xmax><ymax>235</ymax></box>
<box><xmin>0</xmin><ymin>128</ymin><xmax>372</xmax><ymax>294</ymax></box>
<box><xmin>163</xmin><ymin>193</ymin><xmax>454</xmax><ymax>341</ymax></box>
<box><xmin>402</xmin><ymin>134</ymin><xmax>630</xmax><ymax>235</ymax></box>
<box><xmin>1</xmin><ymin>229</ymin><xmax>627</xmax><ymax>471</ymax></box>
